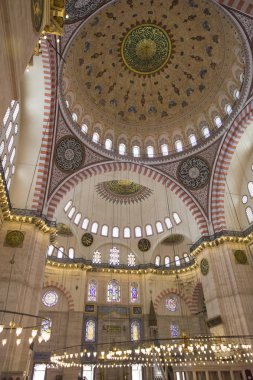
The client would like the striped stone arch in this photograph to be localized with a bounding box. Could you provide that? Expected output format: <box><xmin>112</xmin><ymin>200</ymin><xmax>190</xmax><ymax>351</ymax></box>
<box><xmin>46</xmin><ymin>161</ymin><xmax>209</xmax><ymax>235</ymax></box>
<box><xmin>153</xmin><ymin>287</ymin><xmax>195</xmax><ymax>314</ymax></box>
<box><xmin>31</xmin><ymin>38</ymin><xmax>57</xmax><ymax>211</ymax></box>
<box><xmin>216</xmin><ymin>0</ymin><xmax>253</xmax><ymax>15</ymax></box>
<box><xmin>43</xmin><ymin>280</ymin><xmax>75</xmax><ymax>311</ymax></box>
<box><xmin>211</xmin><ymin>100</ymin><xmax>253</xmax><ymax>233</ymax></box>
<box><xmin>191</xmin><ymin>281</ymin><xmax>204</xmax><ymax>315</ymax></box>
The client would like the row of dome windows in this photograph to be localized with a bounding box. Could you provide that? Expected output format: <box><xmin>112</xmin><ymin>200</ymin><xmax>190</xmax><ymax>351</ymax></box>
<box><xmin>64</xmin><ymin>200</ymin><xmax>181</xmax><ymax>238</ymax></box>
<box><xmin>69</xmin><ymin>102</ymin><xmax>237</xmax><ymax>157</ymax></box>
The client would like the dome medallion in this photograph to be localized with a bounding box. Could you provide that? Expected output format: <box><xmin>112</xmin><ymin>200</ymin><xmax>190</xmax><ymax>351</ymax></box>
<box><xmin>121</xmin><ymin>24</ymin><xmax>172</xmax><ymax>75</ymax></box>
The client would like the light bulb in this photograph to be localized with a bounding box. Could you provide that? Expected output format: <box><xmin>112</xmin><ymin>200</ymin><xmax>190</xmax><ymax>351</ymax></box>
<box><xmin>31</xmin><ymin>329</ymin><xmax>38</xmax><ymax>338</ymax></box>
<box><xmin>16</xmin><ymin>327</ymin><xmax>22</xmax><ymax>336</ymax></box>
<box><xmin>16</xmin><ymin>338</ymin><xmax>21</xmax><ymax>346</ymax></box>
<box><xmin>0</xmin><ymin>325</ymin><xmax>4</xmax><ymax>334</ymax></box>
<box><xmin>2</xmin><ymin>339</ymin><xmax>7</xmax><ymax>346</ymax></box>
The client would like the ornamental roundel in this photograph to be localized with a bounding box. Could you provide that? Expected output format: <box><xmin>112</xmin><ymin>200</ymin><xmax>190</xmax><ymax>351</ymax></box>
<box><xmin>178</xmin><ymin>157</ymin><xmax>210</xmax><ymax>190</ymax></box>
<box><xmin>138</xmin><ymin>238</ymin><xmax>151</xmax><ymax>252</ymax></box>
<box><xmin>81</xmin><ymin>233</ymin><xmax>94</xmax><ymax>247</ymax></box>
<box><xmin>200</xmin><ymin>258</ymin><xmax>209</xmax><ymax>276</ymax></box>
<box><xmin>55</xmin><ymin>136</ymin><xmax>84</xmax><ymax>172</ymax></box>
<box><xmin>4</xmin><ymin>230</ymin><xmax>25</xmax><ymax>248</ymax></box>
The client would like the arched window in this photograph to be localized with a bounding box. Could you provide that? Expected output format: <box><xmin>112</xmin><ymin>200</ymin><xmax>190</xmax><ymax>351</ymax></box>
<box><xmin>47</xmin><ymin>245</ymin><xmax>54</xmax><ymax>256</ymax></box>
<box><xmin>92</xmin><ymin>132</ymin><xmax>99</xmax><ymax>143</ymax></box>
<box><xmin>161</xmin><ymin>143</ymin><xmax>169</xmax><ymax>156</ymax></box>
<box><xmin>3</xmin><ymin>107</ymin><xmax>10</xmax><ymax>126</ymax></box>
<box><xmin>57</xmin><ymin>247</ymin><xmax>64</xmax><ymax>259</ymax></box>
<box><xmin>10</xmin><ymin>147</ymin><xmax>16</xmax><ymax>164</ymax></box>
<box><xmin>132</xmin><ymin>145</ymin><xmax>140</xmax><ymax>157</ymax></box>
<box><xmin>155</xmin><ymin>256</ymin><xmax>160</xmax><ymax>266</ymax></box>
<box><xmin>105</xmin><ymin>139</ymin><xmax>112</xmax><ymax>150</ymax></box>
<box><xmin>242</xmin><ymin>195</ymin><xmax>248</xmax><ymax>204</ymax></box>
<box><xmin>12</xmin><ymin>103</ymin><xmax>19</xmax><ymax>121</ymax></box>
<box><xmin>248</xmin><ymin>182</ymin><xmax>253</xmax><ymax>197</ymax></box>
<box><xmin>202</xmin><ymin>126</ymin><xmax>210</xmax><ymax>138</ymax></box>
<box><xmin>65</xmin><ymin>100</ymin><xmax>69</xmax><ymax>108</ymax></box>
<box><xmin>91</xmin><ymin>222</ymin><xmax>99</xmax><ymax>234</ymax></box>
<box><xmin>12</xmin><ymin>165</ymin><xmax>15</xmax><ymax>175</ymax></box>
<box><xmin>14</xmin><ymin>123</ymin><xmax>18</xmax><ymax>135</ymax></box>
<box><xmin>240</xmin><ymin>73</ymin><xmax>244</xmax><ymax>83</ymax></box>
<box><xmin>82</xmin><ymin>218</ymin><xmax>89</xmax><ymax>230</ymax></box>
<box><xmin>101</xmin><ymin>224</ymin><xmax>109</xmax><ymax>236</ymax></box>
<box><xmin>87</xmin><ymin>280</ymin><xmax>97</xmax><ymax>302</ymax></box>
<box><xmin>214</xmin><ymin>116</ymin><xmax>222</xmax><ymax>128</ymax></box>
<box><xmin>246</xmin><ymin>207</ymin><xmax>253</xmax><ymax>223</ymax></box>
<box><xmin>68</xmin><ymin>206</ymin><xmax>76</xmax><ymax>219</ymax></box>
<box><xmin>0</xmin><ymin>141</ymin><xmax>4</xmax><ymax>156</ymax></box>
<box><xmin>135</xmin><ymin>226</ymin><xmax>142</xmax><ymax>238</ymax></box>
<box><xmin>234</xmin><ymin>89</ymin><xmax>240</xmax><ymax>99</ymax></box>
<box><xmin>165</xmin><ymin>296</ymin><xmax>177</xmax><ymax>311</ymax></box>
<box><xmin>189</xmin><ymin>134</ymin><xmax>197</xmax><ymax>147</ymax></box>
<box><xmin>165</xmin><ymin>256</ymin><xmax>170</xmax><ymax>268</ymax></box>
<box><xmin>2</xmin><ymin>154</ymin><xmax>7</xmax><ymax>169</ymax></box>
<box><xmin>173</xmin><ymin>212</ymin><xmax>181</xmax><ymax>225</ymax></box>
<box><xmin>130</xmin><ymin>320</ymin><xmax>141</xmax><ymax>342</ymax></box>
<box><xmin>119</xmin><ymin>143</ymin><xmax>126</xmax><ymax>155</ymax></box>
<box><xmin>41</xmin><ymin>318</ymin><xmax>52</xmax><ymax>342</ymax></box>
<box><xmin>124</xmin><ymin>227</ymin><xmax>131</xmax><ymax>238</ymax></box>
<box><xmin>175</xmin><ymin>140</ymin><xmax>183</xmax><ymax>152</ymax></box>
<box><xmin>107</xmin><ymin>279</ymin><xmax>120</xmax><ymax>303</ymax></box>
<box><xmin>147</xmin><ymin>145</ymin><xmax>154</xmax><ymax>158</ymax></box>
<box><xmin>109</xmin><ymin>247</ymin><xmax>120</xmax><ymax>265</ymax></box>
<box><xmin>5</xmin><ymin>167</ymin><xmax>9</xmax><ymax>180</ymax></box>
<box><xmin>170</xmin><ymin>322</ymin><xmax>180</xmax><ymax>338</ymax></box>
<box><xmin>74</xmin><ymin>212</ymin><xmax>82</xmax><ymax>225</ymax></box>
<box><xmin>6</xmin><ymin>122</ymin><xmax>12</xmax><ymax>140</ymax></box>
<box><xmin>225</xmin><ymin>104</ymin><xmax>232</xmax><ymax>115</ymax></box>
<box><xmin>72</xmin><ymin>113</ymin><xmax>78</xmax><ymax>122</ymax></box>
<box><xmin>68</xmin><ymin>248</ymin><xmax>74</xmax><ymax>259</ymax></box>
<box><xmin>8</xmin><ymin>136</ymin><xmax>14</xmax><ymax>152</ymax></box>
<box><xmin>156</xmin><ymin>221</ymin><xmax>164</xmax><ymax>233</ymax></box>
<box><xmin>112</xmin><ymin>226</ymin><xmax>119</xmax><ymax>238</ymax></box>
<box><xmin>165</xmin><ymin>217</ymin><xmax>172</xmax><ymax>230</ymax></box>
<box><xmin>7</xmin><ymin>178</ymin><xmax>11</xmax><ymax>190</ymax></box>
<box><xmin>130</xmin><ymin>282</ymin><xmax>139</xmax><ymax>303</ymax></box>
<box><xmin>85</xmin><ymin>320</ymin><xmax>96</xmax><ymax>342</ymax></box>
<box><xmin>184</xmin><ymin>253</ymin><xmax>190</xmax><ymax>263</ymax></box>
<box><xmin>145</xmin><ymin>224</ymin><xmax>153</xmax><ymax>236</ymax></box>
<box><xmin>64</xmin><ymin>200</ymin><xmax>72</xmax><ymax>212</ymax></box>
<box><xmin>81</xmin><ymin>124</ymin><xmax>88</xmax><ymax>134</ymax></box>
<box><xmin>92</xmin><ymin>250</ymin><xmax>101</xmax><ymax>264</ymax></box>
<box><xmin>175</xmin><ymin>255</ymin><xmax>180</xmax><ymax>266</ymax></box>
<box><xmin>128</xmin><ymin>252</ymin><xmax>136</xmax><ymax>267</ymax></box>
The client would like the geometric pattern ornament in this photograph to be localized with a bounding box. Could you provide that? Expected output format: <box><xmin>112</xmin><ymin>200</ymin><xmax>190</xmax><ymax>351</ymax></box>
<box><xmin>55</xmin><ymin>136</ymin><xmax>84</xmax><ymax>172</ymax></box>
<box><xmin>81</xmin><ymin>233</ymin><xmax>94</xmax><ymax>247</ymax></box>
<box><xmin>200</xmin><ymin>258</ymin><xmax>209</xmax><ymax>276</ymax></box>
<box><xmin>138</xmin><ymin>238</ymin><xmax>151</xmax><ymax>252</ymax></box>
<box><xmin>178</xmin><ymin>157</ymin><xmax>210</xmax><ymax>190</ymax></box>
<box><xmin>4</xmin><ymin>230</ymin><xmax>25</xmax><ymax>248</ymax></box>
<box><xmin>95</xmin><ymin>180</ymin><xmax>152</xmax><ymax>205</ymax></box>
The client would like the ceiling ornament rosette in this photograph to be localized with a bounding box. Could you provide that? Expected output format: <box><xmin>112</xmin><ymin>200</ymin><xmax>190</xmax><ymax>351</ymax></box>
<box><xmin>59</xmin><ymin>0</ymin><xmax>252</xmax><ymax>161</ymax></box>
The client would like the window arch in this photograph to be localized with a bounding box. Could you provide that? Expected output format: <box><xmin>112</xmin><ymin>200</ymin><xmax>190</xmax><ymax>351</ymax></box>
<box><xmin>41</xmin><ymin>318</ymin><xmax>52</xmax><ymax>342</ymax></box>
<box><xmin>202</xmin><ymin>126</ymin><xmax>210</xmax><ymax>138</ymax></box>
<box><xmin>72</xmin><ymin>113</ymin><xmax>78</xmax><ymax>122</ymax></box>
<box><xmin>68</xmin><ymin>248</ymin><xmax>74</xmax><ymax>259</ymax></box>
<box><xmin>165</xmin><ymin>256</ymin><xmax>170</xmax><ymax>268</ymax></box>
<box><xmin>109</xmin><ymin>247</ymin><xmax>120</xmax><ymax>265</ymax></box>
<box><xmin>6</xmin><ymin>122</ymin><xmax>12</xmax><ymax>140</ymax></box>
<box><xmin>105</xmin><ymin>138</ymin><xmax>112</xmax><ymax>150</ymax></box>
<box><xmin>2</xmin><ymin>155</ymin><xmax>7</xmax><ymax>169</ymax></box>
<box><xmin>5</xmin><ymin>167</ymin><xmax>9</xmax><ymax>181</ymax></box>
<box><xmin>8</xmin><ymin>136</ymin><xmax>14</xmax><ymax>152</ymax></box>
<box><xmin>119</xmin><ymin>143</ymin><xmax>126</xmax><ymax>155</ymax></box>
<box><xmin>130</xmin><ymin>282</ymin><xmax>139</xmax><ymax>303</ymax></box>
<box><xmin>91</xmin><ymin>222</ymin><xmax>99</xmax><ymax>234</ymax></box>
<box><xmin>74</xmin><ymin>212</ymin><xmax>82</xmax><ymax>225</ymax></box>
<box><xmin>3</xmin><ymin>107</ymin><xmax>10</xmax><ymax>126</ymax></box>
<box><xmin>225</xmin><ymin>104</ymin><xmax>232</xmax><ymax>115</ymax></box>
<box><xmin>87</xmin><ymin>280</ymin><xmax>97</xmax><ymax>302</ymax></box>
<box><xmin>68</xmin><ymin>206</ymin><xmax>76</xmax><ymax>219</ymax></box>
<box><xmin>189</xmin><ymin>134</ymin><xmax>197</xmax><ymax>147</ymax></box>
<box><xmin>57</xmin><ymin>247</ymin><xmax>64</xmax><ymax>259</ymax></box>
<box><xmin>248</xmin><ymin>182</ymin><xmax>253</xmax><ymax>197</ymax></box>
<box><xmin>214</xmin><ymin>116</ymin><xmax>222</xmax><ymax>128</ymax></box>
<box><xmin>65</xmin><ymin>100</ymin><xmax>69</xmax><ymax>108</ymax></box>
<box><xmin>156</xmin><ymin>221</ymin><xmax>164</xmax><ymax>234</ymax></box>
<box><xmin>173</xmin><ymin>212</ymin><xmax>181</xmax><ymax>225</ymax></box>
<box><xmin>128</xmin><ymin>252</ymin><xmax>136</xmax><ymax>267</ymax></box>
<box><xmin>81</xmin><ymin>124</ymin><xmax>88</xmax><ymax>133</ymax></box>
<box><xmin>242</xmin><ymin>195</ymin><xmax>248</xmax><ymax>204</ymax></box>
<box><xmin>161</xmin><ymin>143</ymin><xmax>169</xmax><ymax>156</ymax></box>
<box><xmin>92</xmin><ymin>250</ymin><xmax>101</xmax><ymax>264</ymax></box>
<box><xmin>12</xmin><ymin>103</ymin><xmax>19</xmax><ymax>121</ymax></box>
<box><xmin>155</xmin><ymin>256</ymin><xmax>161</xmax><ymax>266</ymax></box>
<box><xmin>92</xmin><ymin>132</ymin><xmax>99</xmax><ymax>143</ymax></box>
<box><xmin>10</xmin><ymin>147</ymin><xmax>16</xmax><ymax>164</ymax></box>
<box><xmin>147</xmin><ymin>145</ymin><xmax>154</xmax><ymax>158</ymax></box>
<box><xmin>124</xmin><ymin>227</ymin><xmax>131</xmax><ymax>238</ymax></box>
<box><xmin>85</xmin><ymin>320</ymin><xmax>96</xmax><ymax>342</ymax></box>
<box><xmin>234</xmin><ymin>89</ymin><xmax>240</xmax><ymax>99</ymax></box>
<box><xmin>145</xmin><ymin>224</ymin><xmax>153</xmax><ymax>236</ymax></box>
<box><xmin>175</xmin><ymin>140</ymin><xmax>183</xmax><ymax>152</ymax></box>
<box><xmin>101</xmin><ymin>224</ymin><xmax>109</xmax><ymax>237</ymax></box>
<box><xmin>64</xmin><ymin>200</ymin><xmax>72</xmax><ymax>212</ymax></box>
<box><xmin>82</xmin><ymin>218</ymin><xmax>89</xmax><ymax>230</ymax></box>
<box><xmin>183</xmin><ymin>253</ymin><xmax>190</xmax><ymax>263</ymax></box>
<box><xmin>175</xmin><ymin>255</ymin><xmax>180</xmax><ymax>266</ymax></box>
<box><xmin>135</xmin><ymin>226</ymin><xmax>142</xmax><ymax>238</ymax></box>
<box><xmin>0</xmin><ymin>141</ymin><xmax>4</xmax><ymax>156</ymax></box>
<box><xmin>246</xmin><ymin>207</ymin><xmax>253</xmax><ymax>223</ymax></box>
<box><xmin>165</xmin><ymin>217</ymin><xmax>172</xmax><ymax>230</ymax></box>
<box><xmin>112</xmin><ymin>226</ymin><xmax>119</xmax><ymax>238</ymax></box>
<box><xmin>7</xmin><ymin>178</ymin><xmax>11</xmax><ymax>190</ymax></box>
<box><xmin>132</xmin><ymin>145</ymin><xmax>140</xmax><ymax>157</ymax></box>
<box><xmin>130</xmin><ymin>320</ymin><xmax>141</xmax><ymax>342</ymax></box>
<box><xmin>47</xmin><ymin>245</ymin><xmax>54</xmax><ymax>256</ymax></box>
<box><xmin>107</xmin><ymin>279</ymin><xmax>120</xmax><ymax>303</ymax></box>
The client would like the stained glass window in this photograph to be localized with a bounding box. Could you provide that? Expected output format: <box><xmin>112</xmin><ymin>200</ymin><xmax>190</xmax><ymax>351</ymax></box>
<box><xmin>165</xmin><ymin>256</ymin><xmax>170</xmax><ymax>268</ymax></box>
<box><xmin>170</xmin><ymin>322</ymin><xmax>180</xmax><ymax>338</ymax></box>
<box><xmin>85</xmin><ymin>320</ymin><xmax>96</xmax><ymax>342</ymax></box>
<box><xmin>131</xmin><ymin>320</ymin><xmax>141</xmax><ymax>342</ymax></box>
<box><xmin>165</xmin><ymin>296</ymin><xmax>177</xmax><ymax>311</ymax></box>
<box><xmin>107</xmin><ymin>279</ymin><xmax>120</xmax><ymax>303</ymax></box>
<box><xmin>248</xmin><ymin>182</ymin><xmax>253</xmax><ymax>197</ymax></box>
<box><xmin>92</xmin><ymin>250</ymin><xmax>101</xmax><ymax>264</ymax></box>
<box><xmin>42</xmin><ymin>291</ymin><xmax>58</xmax><ymax>307</ymax></box>
<box><xmin>130</xmin><ymin>282</ymin><xmax>139</xmax><ymax>303</ymax></box>
<box><xmin>109</xmin><ymin>247</ymin><xmax>120</xmax><ymax>265</ymax></box>
<box><xmin>41</xmin><ymin>318</ymin><xmax>52</xmax><ymax>341</ymax></box>
<box><xmin>155</xmin><ymin>256</ymin><xmax>160</xmax><ymax>266</ymax></box>
<box><xmin>135</xmin><ymin>226</ymin><xmax>142</xmax><ymax>238</ymax></box>
<box><xmin>175</xmin><ymin>255</ymin><xmax>180</xmax><ymax>266</ymax></box>
<box><xmin>128</xmin><ymin>253</ymin><xmax>136</xmax><ymax>267</ymax></box>
<box><xmin>246</xmin><ymin>207</ymin><xmax>253</xmax><ymax>223</ymax></box>
<box><xmin>184</xmin><ymin>253</ymin><xmax>190</xmax><ymax>263</ymax></box>
<box><xmin>88</xmin><ymin>280</ymin><xmax>97</xmax><ymax>302</ymax></box>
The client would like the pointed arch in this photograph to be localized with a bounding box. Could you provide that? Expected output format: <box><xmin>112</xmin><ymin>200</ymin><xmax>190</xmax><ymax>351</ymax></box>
<box><xmin>43</xmin><ymin>280</ymin><xmax>74</xmax><ymax>311</ymax></box>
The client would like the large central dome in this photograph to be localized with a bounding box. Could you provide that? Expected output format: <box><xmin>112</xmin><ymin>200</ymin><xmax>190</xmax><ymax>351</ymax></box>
<box><xmin>61</xmin><ymin>0</ymin><xmax>247</xmax><ymax>157</ymax></box>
